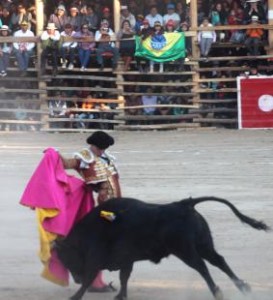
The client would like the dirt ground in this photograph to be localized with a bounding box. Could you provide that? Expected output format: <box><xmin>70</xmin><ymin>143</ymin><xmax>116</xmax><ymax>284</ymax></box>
<box><xmin>0</xmin><ymin>129</ymin><xmax>273</xmax><ymax>300</ymax></box>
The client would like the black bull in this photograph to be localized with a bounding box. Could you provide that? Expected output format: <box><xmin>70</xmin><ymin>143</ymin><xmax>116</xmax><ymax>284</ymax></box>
<box><xmin>56</xmin><ymin>196</ymin><xmax>270</xmax><ymax>300</ymax></box>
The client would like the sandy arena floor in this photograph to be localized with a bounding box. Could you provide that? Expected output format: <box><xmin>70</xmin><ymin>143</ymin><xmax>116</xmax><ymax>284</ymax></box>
<box><xmin>0</xmin><ymin>129</ymin><xmax>273</xmax><ymax>300</ymax></box>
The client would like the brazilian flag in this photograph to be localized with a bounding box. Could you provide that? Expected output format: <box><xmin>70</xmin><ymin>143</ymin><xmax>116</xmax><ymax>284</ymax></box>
<box><xmin>135</xmin><ymin>32</ymin><xmax>185</xmax><ymax>63</ymax></box>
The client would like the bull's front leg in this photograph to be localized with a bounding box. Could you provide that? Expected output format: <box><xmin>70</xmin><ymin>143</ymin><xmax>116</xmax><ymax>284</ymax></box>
<box><xmin>114</xmin><ymin>264</ymin><xmax>133</xmax><ymax>300</ymax></box>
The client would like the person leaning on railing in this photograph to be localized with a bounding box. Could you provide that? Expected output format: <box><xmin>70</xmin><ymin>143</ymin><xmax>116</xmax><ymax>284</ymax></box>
<box><xmin>0</xmin><ymin>25</ymin><xmax>13</xmax><ymax>77</ymax></box>
<box><xmin>60</xmin><ymin>23</ymin><xmax>77</xmax><ymax>70</ymax></box>
<box><xmin>13</xmin><ymin>20</ymin><xmax>35</xmax><ymax>76</ymax></box>
<box><xmin>40</xmin><ymin>23</ymin><xmax>61</xmax><ymax>76</ymax></box>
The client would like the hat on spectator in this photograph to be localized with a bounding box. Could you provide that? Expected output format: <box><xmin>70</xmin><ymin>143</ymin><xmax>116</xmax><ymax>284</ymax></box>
<box><xmin>0</xmin><ymin>25</ymin><xmax>10</xmax><ymax>31</ymax></box>
<box><xmin>103</xmin><ymin>7</ymin><xmax>110</xmax><ymax>13</ymax></box>
<box><xmin>70</xmin><ymin>6</ymin><xmax>79</xmax><ymax>12</ymax></box>
<box><xmin>46</xmin><ymin>23</ymin><xmax>57</xmax><ymax>30</ymax></box>
<box><xmin>57</xmin><ymin>4</ymin><xmax>66</xmax><ymax>11</ymax></box>
<box><xmin>167</xmin><ymin>3</ymin><xmax>175</xmax><ymax>10</ymax></box>
<box><xmin>246</xmin><ymin>0</ymin><xmax>260</xmax><ymax>2</ymax></box>
<box><xmin>20</xmin><ymin>20</ymin><xmax>29</xmax><ymax>26</ymax></box>
<box><xmin>101</xmin><ymin>19</ymin><xmax>109</xmax><ymax>25</ymax></box>
<box><xmin>251</xmin><ymin>15</ymin><xmax>259</xmax><ymax>22</ymax></box>
<box><xmin>121</xmin><ymin>5</ymin><xmax>128</xmax><ymax>10</ymax></box>
<box><xmin>86</xmin><ymin>131</ymin><xmax>114</xmax><ymax>149</ymax></box>
<box><xmin>166</xmin><ymin>19</ymin><xmax>175</xmax><ymax>27</ymax></box>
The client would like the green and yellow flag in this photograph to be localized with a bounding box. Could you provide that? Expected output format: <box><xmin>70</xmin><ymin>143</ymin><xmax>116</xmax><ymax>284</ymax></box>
<box><xmin>135</xmin><ymin>32</ymin><xmax>185</xmax><ymax>63</ymax></box>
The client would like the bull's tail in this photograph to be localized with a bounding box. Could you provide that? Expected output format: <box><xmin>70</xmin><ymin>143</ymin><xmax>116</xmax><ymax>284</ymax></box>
<box><xmin>183</xmin><ymin>196</ymin><xmax>270</xmax><ymax>231</ymax></box>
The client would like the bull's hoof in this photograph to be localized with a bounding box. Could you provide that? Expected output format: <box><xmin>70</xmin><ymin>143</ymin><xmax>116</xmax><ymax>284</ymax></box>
<box><xmin>114</xmin><ymin>294</ymin><xmax>127</xmax><ymax>300</ymax></box>
<box><xmin>236</xmin><ymin>280</ymin><xmax>251</xmax><ymax>294</ymax></box>
<box><xmin>214</xmin><ymin>286</ymin><xmax>224</xmax><ymax>300</ymax></box>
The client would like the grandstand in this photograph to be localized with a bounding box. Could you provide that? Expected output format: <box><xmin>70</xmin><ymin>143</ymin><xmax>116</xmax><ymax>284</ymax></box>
<box><xmin>0</xmin><ymin>0</ymin><xmax>272</xmax><ymax>131</ymax></box>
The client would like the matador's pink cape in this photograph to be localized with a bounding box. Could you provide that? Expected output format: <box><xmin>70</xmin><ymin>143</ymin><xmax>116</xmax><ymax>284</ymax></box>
<box><xmin>20</xmin><ymin>147</ymin><xmax>94</xmax><ymax>285</ymax></box>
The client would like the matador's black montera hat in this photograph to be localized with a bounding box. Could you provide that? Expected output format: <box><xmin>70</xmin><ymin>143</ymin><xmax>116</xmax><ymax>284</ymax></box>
<box><xmin>86</xmin><ymin>131</ymin><xmax>115</xmax><ymax>150</ymax></box>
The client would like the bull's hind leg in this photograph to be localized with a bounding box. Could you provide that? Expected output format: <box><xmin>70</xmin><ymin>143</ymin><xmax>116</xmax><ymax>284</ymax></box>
<box><xmin>174</xmin><ymin>249</ymin><xmax>224</xmax><ymax>300</ymax></box>
<box><xmin>198</xmin><ymin>247</ymin><xmax>251</xmax><ymax>294</ymax></box>
<box><xmin>115</xmin><ymin>263</ymin><xmax>133</xmax><ymax>300</ymax></box>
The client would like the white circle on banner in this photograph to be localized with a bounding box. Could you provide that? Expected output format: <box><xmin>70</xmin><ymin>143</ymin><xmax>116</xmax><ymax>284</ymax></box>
<box><xmin>258</xmin><ymin>94</ymin><xmax>273</xmax><ymax>112</ymax></box>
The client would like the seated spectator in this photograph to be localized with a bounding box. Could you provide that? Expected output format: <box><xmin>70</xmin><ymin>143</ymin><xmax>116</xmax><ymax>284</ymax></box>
<box><xmin>78</xmin><ymin>100</ymin><xmax>96</xmax><ymax>129</ymax></box>
<box><xmin>117</xmin><ymin>20</ymin><xmax>135</xmax><ymax>71</ymax></box>
<box><xmin>95</xmin><ymin>19</ymin><xmax>119</xmax><ymax>71</ymax></box>
<box><xmin>149</xmin><ymin>21</ymin><xmax>165</xmax><ymax>73</ymax></box>
<box><xmin>135</xmin><ymin>14</ymin><xmax>145</xmax><ymax>32</ymax></box>
<box><xmin>163</xmin><ymin>3</ymin><xmax>180</xmax><ymax>30</ymax></box>
<box><xmin>120</xmin><ymin>5</ymin><xmax>136</xmax><ymax>29</ymax></box>
<box><xmin>100</xmin><ymin>7</ymin><xmax>113</xmax><ymax>29</ymax></box>
<box><xmin>0</xmin><ymin>25</ymin><xmax>12</xmax><ymax>77</ymax></box>
<box><xmin>145</xmin><ymin>5</ymin><xmax>163</xmax><ymax>27</ymax></box>
<box><xmin>243</xmin><ymin>0</ymin><xmax>266</xmax><ymax>24</ymax></box>
<box><xmin>176</xmin><ymin>2</ymin><xmax>188</xmax><ymax>24</ymax></box>
<box><xmin>1</xmin><ymin>7</ymin><xmax>11</xmax><ymax>28</ymax></box>
<box><xmin>67</xmin><ymin>5</ymin><xmax>82</xmax><ymax>31</ymax></box>
<box><xmin>228</xmin><ymin>9</ymin><xmax>244</xmax><ymax>42</ymax></box>
<box><xmin>198</xmin><ymin>17</ymin><xmax>216</xmax><ymax>60</ymax></box>
<box><xmin>136</xmin><ymin>18</ymin><xmax>151</xmax><ymax>72</ymax></box>
<box><xmin>141</xmin><ymin>87</ymin><xmax>157</xmax><ymax>115</ymax></box>
<box><xmin>49</xmin><ymin>4</ymin><xmax>68</xmax><ymax>32</ymax></box>
<box><xmin>41</xmin><ymin>23</ymin><xmax>60</xmax><ymax>76</ymax></box>
<box><xmin>13</xmin><ymin>20</ymin><xmax>35</xmax><ymax>76</ymax></box>
<box><xmin>60</xmin><ymin>23</ymin><xmax>77</xmax><ymax>70</ymax></box>
<box><xmin>180</xmin><ymin>21</ymin><xmax>192</xmax><ymax>59</ymax></box>
<box><xmin>74</xmin><ymin>23</ymin><xmax>95</xmax><ymax>71</ymax></box>
<box><xmin>245</xmin><ymin>15</ymin><xmax>263</xmax><ymax>56</ymax></box>
<box><xmin>48</xmin><ymin>91</ymin><xmax>68</xmax><ymax>128</ymax></box>
<box><xmin>83</xmin><ymin>5</ymin><xmax>99</xmax><ymax>33</ymax></box>
<box><xmin>11</xmin><ymin>3</ymin><xmax>32</xmax><ymax>32</ymax></box>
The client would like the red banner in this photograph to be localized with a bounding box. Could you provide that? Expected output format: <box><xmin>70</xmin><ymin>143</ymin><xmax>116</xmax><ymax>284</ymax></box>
<box><xmin>238</xmin><ymin>77</ymin><xmax>273</xmax><ymax>129</ymax></box>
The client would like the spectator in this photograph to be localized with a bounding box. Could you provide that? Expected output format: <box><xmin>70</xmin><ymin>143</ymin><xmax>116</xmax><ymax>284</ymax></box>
<box><xmin>49</xmin><ymin>4</ymin><xmax>68</xmax><ymax>32</ymax></box>
<box><xmin>78</xmin><ymin>99</ymin><xmax>96</xmax><ymax>129</ymax></box>
<box><xmin>135</xmin><ymin>13</ymin><xmax>145</xmax><ymax>32</ymax></box>
<box><xmin>210</xmin><ymin>2</ymin><xmax>227</xmax><ymax>26</ymax></box>
<box><xmin>100</xmin><ymin>7</ymin><xmax>113</xmax><ymax>29</ymax></box>
<box><xmin>149</xmin><ymin>21</ymin><xmax>165</xmax><ymax>73</ymax></box>
<box><xmin>67</xmin><ymin>5</ymin><xmax>82</xmax><ymax>31</ymax></box>
<box><xmin>74</xmin><ymin>23</ymin><xmax>95</xmax><ymax>71</ymax></box>
<box><xmin>245</xmin><ymin>15</ymin><xmax>263</xmax><ymax>55</ymax></box>
<box><xmin>0</xmin><ymin>25</ymin><xmax>12</xmax><ymax>77</ymax></box>
<box><xmin>180</xmin><ymin>21</ymin><xmax>192</xmax><ymax>59</ymax></box>
<box><xmin>145</xmin><ymin>5</ymin><xmax>163</xmax><ymax>27</ymax></box>
<box><xmin>95</xmin><ymin>19</ymin><xmax>119</xmax><ymax>71</ymax></box>
<box><xmin>13</xmin><ymin>20</ymin><xmax>35</xmax><ymax>76</ymax></box>
<box><xmin>117</xmin><ymin>20</ymin><xmax>135</xmax><ymax>71</ymax></box>
<box><xmin>243</xmin><ymin>0</ymin><xmax>266</xmax><ymax>24</ymax></box>
<box><xmin>41</xmin><ymin>22</ymin><xmax>60</xmax><ymax>76</ymax></box>
<box><xmin>120</xmin><ymin>5</ymin><xmax>136</xmax><ymax>29</ymax></box>
<box><xmin>48</xmin><ymin>91</ymin><xmax>68</xmax><ymax>128</ymax></box>
<box><xmin>11</xmin><ymin>3</ymin><xmax>32</xmax><ymax>32</ymax></box>
<box><xmin>198</xmin><ymin>17</ymin><xmax>216</xmax><ymax>60</ymax></box>
<box><xmin>60</xmin><ymin>23</ymin><xmax>77</xmax><ymax>70</ymax></box>
<box><xmin>176</xmin><ymin>1</ymin><xmax>189</xmax><ymax>24</ymax></box>
<box><xmin>83</xmin><ymin>5</ymin><xmax>99</xmax><ymax>33</ymax></box>
<box><xmin>163</xmin><ymin>3</ymin><xmax>180</xmax><ymax>29</ymax></box>
<box><xmin>136</xmin><ymin>18</ymin><xmax>151</xmax><ymax>72</ymax></box>
<box><xmin>1</xmin><ymin>7</ymin><xmax>11</xmax><ymax>28</ymax></box>
<box><xmin>141</xmin><ymin>87</ymin><xmax>157</xmax><ymax>115</ymax></box>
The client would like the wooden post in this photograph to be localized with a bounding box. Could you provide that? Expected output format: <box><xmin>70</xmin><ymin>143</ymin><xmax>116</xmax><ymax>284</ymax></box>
<box><xmin>190</xmin><ymin>0</ymin><xmax>200</xmax><ymax>111</ymax></box>
<box><xmin>113</xmin><ymin>0</ymin><xmax>121</xmax><ymax>33</ymax></box>
<box><xmin>35</xmin><ymin>0</ymin><xmax>48</xmax><ymax>130</ymax></box>
<box><xmin>268</xmin><ymin>0</ymin><xmax>273</xmax><ymax>56</ymax></box>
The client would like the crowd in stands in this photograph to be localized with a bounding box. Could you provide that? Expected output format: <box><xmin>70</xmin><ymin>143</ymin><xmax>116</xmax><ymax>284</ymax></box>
<box><xmin>0</xmin><ymin>0</ymin><xmax>271</xmax><ymax>129</ymax></box>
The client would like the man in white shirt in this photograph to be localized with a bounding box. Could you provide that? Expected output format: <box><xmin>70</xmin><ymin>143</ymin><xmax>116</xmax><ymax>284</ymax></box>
<box><xmin>163</xmin><ymin>3</ymin><xmax>181</xmax><ymax>29</ymax></box>
<box><xmin>13</xmin><ymin>20</ymin><xmax>35</xmax><ymax>76</ymax></box>
<box><xmin>95</xmin><ymin>20</ymin><xmax>119</xmax><ymax>70</ymax></box>
<box><xmin>120</xmin><ymin>5</ymin><xmax>136</xmax><ymax>29</ymax></box>
<box><xmin>145</xmin><ymin>6</ymin><xmax>163</xmax><ymax>27</ymax></box>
